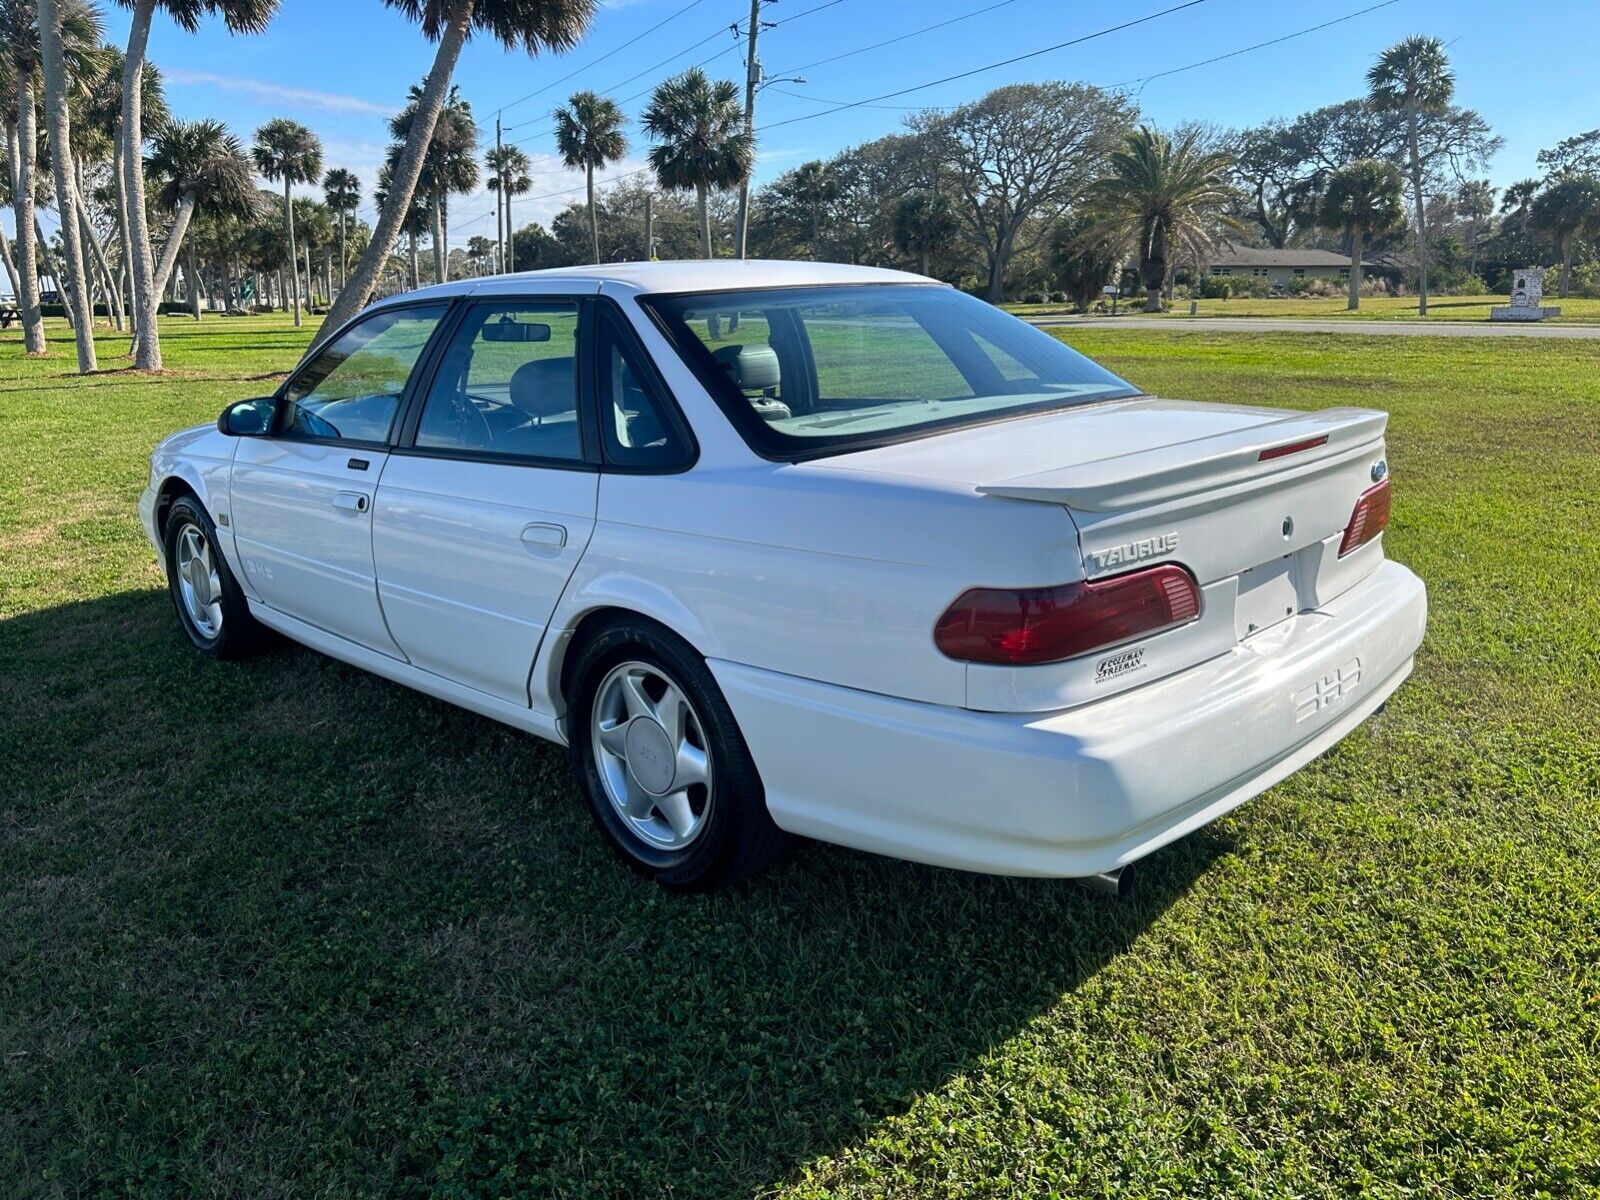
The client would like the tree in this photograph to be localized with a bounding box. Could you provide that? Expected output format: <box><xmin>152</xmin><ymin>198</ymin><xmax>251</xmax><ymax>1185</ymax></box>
<box><xmin>1455</xmin><ymin>178</ymin><xmax>1495</xmax><ymax>275</ymax></box>
<box><xmin>1537</xmin><ymin>128</ymin><xmax>1600</xmax><ymax>180</ymax></box>
<box><xmin>317</xmin><ymin>0</ymin><xmax>596</xmax><ymax>348</ymax></box>
<box><xmin>1368</xmin><ymin>35</ymin><xmax>1455</xmax><ymax>316</ymax></box>
<box><xmin>642</xmin><ymin>67</ymin><xmax>751</xmax><ymax>259</ymax></box>
<box><xmin>115</xmin><ymin>0</ymin><xmax>275</xmax><ymax>370</ymax></box>
<box><xmin>893</xmin><ymin>190</ymin><xmax>957</xmax><ymax>277</ymax></box>
<box><xmin>37</xmin><ymin>0</ymin><xmax>105</xmax><ymax>371</ymax></box>
<box><xmin>1086</xmin><ymin>124</ymin><xmax>1237</xmax><ymax>313</ymax></box>
<box><xmin>1530</xmin><ymin>177</ymin><xmax>1600</xmax><ymax>298</ymax></box>
<box><xmin>322</xmin><ymin>166</ymin><xmax>359</xmax><ymax>290</ymax></box>
<box><xmin>73</xmin><ymin>45</ymin><xmax>169</xmax><ymax>337</ymax></box>
<box><xmin>484</xmin><ymin>141</ymin><xmax>530</xmax><ymax>268</ymax></box>
<box><xmin>252</xmin><ymin>118</ymin><xmax>319</xmax><ymax>325</ymax></box>
<box><xmin>790</xmin><ymin>160</ymin><xmax>837</xmax><ymax>260</ymax></box>
<box><xmin>374</xmin><ymin>161</ymin><xmax>432</xmax><ymax>288</ymax></box>
<box><xmin>147</xmin><ymin>118</ymin><xmax>257</xmax><ymax>317</ymax></box>
<box><xmin>554</xmin><ymin>89</ymin><xmax>625</xmax><ymax>264</ymax></box>
<box><xmin>390</xmin><ymin>82</ymin><xmax>476</xmax><ymax>283</ymax></box>
<box><xmin>1</xmin><ymin>0</ymin><xmax>102</xmax><ymax>354</ymax></box>
<box><xmin>1049</xmin><ymin>212</ymin><xmax>1120</xmax><ymax>312</ymax></box>
<box><xmin>916</xmin><ymin>82</ymin><xmax>1133</xmax><ymax>302</ymax></box>
<box><xmin>1318</xmin><ymin>159</ymin><xmax>1406</xmax><ymax>310</ymax></box>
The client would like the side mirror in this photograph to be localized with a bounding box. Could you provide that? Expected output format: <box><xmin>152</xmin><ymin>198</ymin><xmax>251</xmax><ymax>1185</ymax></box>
<box><xmin>218</xmin><ymin>396</ymin><xmax>278</xmax><ymax>437</ymax></box>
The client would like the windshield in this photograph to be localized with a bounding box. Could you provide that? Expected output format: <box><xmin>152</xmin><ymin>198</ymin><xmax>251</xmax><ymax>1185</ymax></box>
<box><xmin>643</xmin><ymin>284</ymin><xmax>1139</xmax><ymax>457</ymax></box>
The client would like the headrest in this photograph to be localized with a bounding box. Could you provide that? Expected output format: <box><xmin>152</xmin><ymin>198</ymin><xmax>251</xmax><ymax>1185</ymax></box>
<box><xmin>712</xmin><ymin>343</ymin><xmax>781</xmax><ymax>393</ymax></box>
<box><xmin>508</xmin><ymin>357</ymin><xmax>575</xmax><ymax>418</ymax></box>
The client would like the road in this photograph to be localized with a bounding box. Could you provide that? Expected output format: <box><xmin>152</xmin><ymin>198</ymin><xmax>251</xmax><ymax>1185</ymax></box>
<box><xmin>1023</xmin><ymin>315</ymin><xmax>1600</xmax><ymax>339</ymax></box>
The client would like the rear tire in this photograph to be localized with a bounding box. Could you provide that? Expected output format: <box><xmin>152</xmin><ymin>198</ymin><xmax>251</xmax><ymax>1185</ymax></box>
<box><xmin>567</xmin><ymin>617</ymin><xmax>788</xmax><ymax>890</ymax></box>
<box><xmin>163</xmin><ymin>495</ymin><xmax>265</xmax><ymax>659</ymax></box>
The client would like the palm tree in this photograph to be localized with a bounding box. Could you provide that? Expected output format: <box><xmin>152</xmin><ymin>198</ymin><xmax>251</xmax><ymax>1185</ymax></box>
<box><xmin>1</xmin><ymin>0</ymin><xmax>101</xmax><ymax>355</ymax></box>
<box><xmin>318</xmin><ymin>0</ymin><xmax>596</xmax><ymax>346</ymax></box>
<box><xmin>1530</xmin><ymin>177</ymin><xmax>1600</xmax><ymax>299</ymax></box>
<box><xmin>788</xmin><ymin>160</ymin><xmax>836</xmax><ymax>261</ymax></box>
<box><xmin>894</xmin><ymin>190</ymin><xmax>957</xmax><ymax>276</ymax></box>
<box><xmin>116</xmin><ymin>0</ymin><xmax>275</xmax><ymax>370</ymax></box>
<box><xmin>643</xmin><ymin>69</ymin><xmax>751</xmax><ymax>259</ymax></box>
<box><xmin>390</xmin><ymin>84</ymin><xmax>476</xmax><ymax>283</ymax></box>
<box><xmin>36</xmin><ymin>0</ymin><xmax>106</xmax><ymax>372</ymax></box>
<box><xmin>1455</xmin><ymin>178</ymin><xmax>1495</xmax><ymax>276</ymax></box>
<box><xmin>73</xmin><ymin>46</ymin><xmax>168</xmax><ymax>336</ymax></box>
<box><xmin>484</xmin><ymin>142</ymin><xmax>530</xmax><ymax>269</ymax></box>
<box><xmin>554</xmin><ymin>89</ymin><xmax>625</xmax><ymax>264</ymax></box>
<box><xmin>1317</xmin><ymin>159</ymin><xmax>1406</xmax><ymax>311</ymax></box>
<box><xmin>147</xmin><ymin>118</ymin><xmax>257</xmax><ymax>317</ymax></box>
<box><xmin>1368</xmin><ymin>35</ymin><xmax>1454</xmax><ymax>316</ymax></box>
<box><xmin>252</xmin><ymin>117</ymin><xmax>320</xmax><ymax>326</ymax></box>
<box><xmin>375</xmin><ymin>160</ymin><xmax>432</xmax><ymax>290</ymax></box>
<box><xmin>322</xmin><ymin>166</ymin><xmax>359</xmax><ymax>291</ymax></box>
<box><xmin>1085</xmin><ymin>124</ymin><xmax>1236</xmax><ymax>313</ymax></box>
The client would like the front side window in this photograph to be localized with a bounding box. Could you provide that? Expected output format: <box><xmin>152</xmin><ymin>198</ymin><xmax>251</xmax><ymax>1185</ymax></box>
<box><xmin>281</xmin><ymin>304</ymin><xmax>447</xmax><ymax>442</ymax></box>
<box><xmin>414</xmin><ymin>301</ymin><xmax>584</xmax><ymax>463</ymax></box>
<box><xmin>644</xmin><ymin>285</ymin><xmax>1139</xmax><ymax>457</ymax></box>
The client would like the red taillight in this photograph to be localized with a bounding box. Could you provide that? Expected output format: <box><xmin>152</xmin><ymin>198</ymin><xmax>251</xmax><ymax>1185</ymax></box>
<box><xmin>934</xmin><ymin>564</ymin><xmax>1202</xmax><ymax>665</ymax></box>
<box><xmin>1339</xmin><ymin>478</ymin><xmax>1391</xmax><ymax>557</ymax></box>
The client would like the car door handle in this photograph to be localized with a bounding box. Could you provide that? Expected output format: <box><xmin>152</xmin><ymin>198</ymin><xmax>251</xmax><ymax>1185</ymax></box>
<box><xmin>520</xmin><ymin>522</ymin><xmax>567</xmax><ymax>549</ymax></box>
<box><xmin>333</xmin><ymin>490</ymin><xmax>370</xmax><ymax>514</ymax></box>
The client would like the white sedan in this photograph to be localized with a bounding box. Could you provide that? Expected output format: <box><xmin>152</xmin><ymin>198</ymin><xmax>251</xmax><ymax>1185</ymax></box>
<box><xmin>140</xmin><ymin>261</ymin><xmax>1426</xmax><ymax>892</ymax></box>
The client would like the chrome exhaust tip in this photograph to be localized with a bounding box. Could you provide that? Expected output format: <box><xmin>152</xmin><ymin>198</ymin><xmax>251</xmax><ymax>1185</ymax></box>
<box><xmin>1079</xmin><ymin>865</ymin><xmax>1133</xmax><ymax>897</ymax></box>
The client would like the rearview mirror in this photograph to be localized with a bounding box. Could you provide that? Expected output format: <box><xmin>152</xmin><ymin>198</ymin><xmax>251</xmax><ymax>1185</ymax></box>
<box><xmin>218</xmin><ymin>396</ymin><xmax>278</xmax><ymax>437</ymax></box>
<box><xmin>482</xmin><ymin>317</ymin><xmax>551</xmax><ymax>343</ymax></box>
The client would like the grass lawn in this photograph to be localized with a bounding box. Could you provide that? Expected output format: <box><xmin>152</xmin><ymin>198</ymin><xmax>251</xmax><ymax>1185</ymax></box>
<box><xmin>1008</xmin><ymin>292</ymin><xmax>1600</xmax><ymax>324</ymax></box>
<box><xmin>2</xmin><ymin>314</ymin><xmax>1598</xmax><ymax>1197</ymax></box>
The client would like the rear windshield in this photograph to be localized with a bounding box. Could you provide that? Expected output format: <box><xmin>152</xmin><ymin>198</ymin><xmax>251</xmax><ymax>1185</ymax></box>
<box><xmin>643</xmin><ymin>284</ymin><xmax>1139</xmax><ymax>457</ymax></box>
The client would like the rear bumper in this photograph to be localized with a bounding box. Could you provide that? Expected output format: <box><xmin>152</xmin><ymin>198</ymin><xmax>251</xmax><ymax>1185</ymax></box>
<box><xmin>711</xmin><ymin>559</ymin><xmax>1426</xmax><ymax>878</ymax></box>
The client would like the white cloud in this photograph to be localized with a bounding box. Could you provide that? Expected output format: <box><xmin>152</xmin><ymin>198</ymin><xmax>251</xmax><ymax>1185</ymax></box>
<box><xmin>165</xmin><ymin>69</ymin><xmax>392</xmax><ymax>116</ymax></box>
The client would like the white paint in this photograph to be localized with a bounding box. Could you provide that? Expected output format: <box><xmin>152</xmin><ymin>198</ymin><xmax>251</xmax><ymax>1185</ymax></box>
<box><xmin>140</xmin><ymin>262</ymin><xmax>1428</xmax><ymax>879</ymax></box>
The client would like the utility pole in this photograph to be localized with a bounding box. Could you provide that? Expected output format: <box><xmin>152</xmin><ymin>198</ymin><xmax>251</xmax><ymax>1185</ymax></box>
<box><xmin>494</xmin><ymin>115</ymin><xmax>504</xmax><ymax>273</ymax></box>
<box><xmin>734</xmin><ymin>0</ymin><xmax>764</xmax><ymax>260</ymax></box>
<box><xmin>644</xmin><ymin>191</ymin><xmax>654</xmax><ymax>260</ymax></box>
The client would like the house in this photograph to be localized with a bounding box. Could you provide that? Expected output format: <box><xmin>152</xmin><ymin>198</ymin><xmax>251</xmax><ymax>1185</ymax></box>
<box><xmin>1207</xmin><ymin>243</ymin><xmax>1370</xmax><ymax>289</ymax></box>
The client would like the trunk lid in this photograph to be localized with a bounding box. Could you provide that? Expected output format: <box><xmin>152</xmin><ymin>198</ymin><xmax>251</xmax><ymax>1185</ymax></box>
<box><xmin>818</xmin><ymin>397</ymin><xmax>1391</xmax><ymax>712</ymax></box>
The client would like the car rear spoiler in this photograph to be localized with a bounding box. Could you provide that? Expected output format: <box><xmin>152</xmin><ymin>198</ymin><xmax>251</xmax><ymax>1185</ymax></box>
<box><xmin>975</xmin><ymin>407</ymin><xmax>1388</xmax><ymax>512</ymax></box>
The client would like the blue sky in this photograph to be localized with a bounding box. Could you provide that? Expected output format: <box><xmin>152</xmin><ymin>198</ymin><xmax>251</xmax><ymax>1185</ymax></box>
<box><xmin>72</xmin><ymin>0</ymin><xmax>1600</xmax><ymax>240</ymax></box>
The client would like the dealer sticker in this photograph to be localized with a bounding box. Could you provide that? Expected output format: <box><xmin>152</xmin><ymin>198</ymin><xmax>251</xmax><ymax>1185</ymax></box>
<box><xmin>1095</xmin><ymin>647</ymin><xmax>1146</xmax><ymax>683</ymax></box>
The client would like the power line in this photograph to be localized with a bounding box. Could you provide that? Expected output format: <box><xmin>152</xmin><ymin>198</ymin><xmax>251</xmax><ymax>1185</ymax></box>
<box><xmin>757</xmin><ymin>0</ymin><xmax>1210</xmax><ymax>132</ymax></box>
<box><xmin>768</xmin><ymin>0</ymin><xmax>1022</xmax><ymax>78</ymax></box>
<box><xmin>491</xmin><ymin>0</ymin><xmax>709</xmax><ymax>119</ymax></box>
<box><xmin>1109</xmin><ymin>0</ymin><xmax>1404</xmax><ymax>91</ymax></box>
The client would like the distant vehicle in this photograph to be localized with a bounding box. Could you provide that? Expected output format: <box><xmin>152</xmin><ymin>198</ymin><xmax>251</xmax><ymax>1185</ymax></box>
<box><xmin>38</xmin><ymin>290</ymin><xmax>61</xmax><ymax>305</ymax></box>
<box><xmin>140</xmin><ymin>261</ymin><xmax>1426</xmax><ymax>891</ymax></box>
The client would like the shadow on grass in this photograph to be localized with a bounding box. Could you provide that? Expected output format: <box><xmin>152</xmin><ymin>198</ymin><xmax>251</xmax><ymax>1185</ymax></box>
<box><xmin>1</xmin><ymin>590</ymin><xmax>1224</xmax><ymax>1197</ymax></box>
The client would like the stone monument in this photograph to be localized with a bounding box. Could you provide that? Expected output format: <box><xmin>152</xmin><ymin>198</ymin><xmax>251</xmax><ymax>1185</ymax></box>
<box><xmin>1491</xmin><ymin>267</ymin><xmax>1561</xmax><ymax>321</ymax></box>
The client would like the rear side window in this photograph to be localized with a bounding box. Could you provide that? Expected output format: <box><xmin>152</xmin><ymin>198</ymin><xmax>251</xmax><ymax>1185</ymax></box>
<box><xmin>644</xmin><ymin>285</ymin><xmax>1138</xmax><ymax>459</ymax></box>
<box><xmin>595</xmin><ymin>309</ymin><xmax>692</xmax><ymax>469</ymax></box>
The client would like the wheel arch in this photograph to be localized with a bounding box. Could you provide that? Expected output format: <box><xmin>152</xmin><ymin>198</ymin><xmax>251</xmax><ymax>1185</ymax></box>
<box><xmin>538</xmin><ymin>585</ymin><xmax>717</xmax><ymax>723</ymax></box>
<box><xmin>153</xmin><ymin>474</ymin><xmax>203</xmax><ymax>543</ymax></box>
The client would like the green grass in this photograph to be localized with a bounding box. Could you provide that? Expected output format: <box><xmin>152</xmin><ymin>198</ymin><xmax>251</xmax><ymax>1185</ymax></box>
<box><xmin>1008</xmin><ymin>293</ymin><xmax>1600</xmax><ymax>323</ymax></box>
<box><xmin>3</xmin><ymin>314</ymin><xmax>1599</xmax><ymax>1197</ymax></box>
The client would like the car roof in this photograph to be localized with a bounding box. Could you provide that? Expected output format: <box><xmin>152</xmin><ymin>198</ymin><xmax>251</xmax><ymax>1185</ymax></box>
<box><xmin>371</xmin><ymin>259</ymin><xmax>938</xmax><ymax>308</ymax></box>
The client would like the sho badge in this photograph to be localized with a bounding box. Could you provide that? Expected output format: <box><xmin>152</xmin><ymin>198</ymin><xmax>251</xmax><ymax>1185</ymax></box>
<box><xmin>1095</xmin><ymin>646</ymin><xmax>1146</xmax><ymax>683</ymax></box>
<box><xmin>1087</xmin><ymin>531</ymin><xmax>1178</xmax><ymax>573</ymax></box>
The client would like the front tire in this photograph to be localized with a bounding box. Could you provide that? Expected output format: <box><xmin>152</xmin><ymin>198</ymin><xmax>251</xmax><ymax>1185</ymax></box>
<box><xmin>163</xmin><ymin>495</ymin><xmax>264</xmax><ymax>659</ymax></box>
<box><xmin>567</xmin><ymin>618</ymin><xmax>787</xmax><ymax>890</ymax></box>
